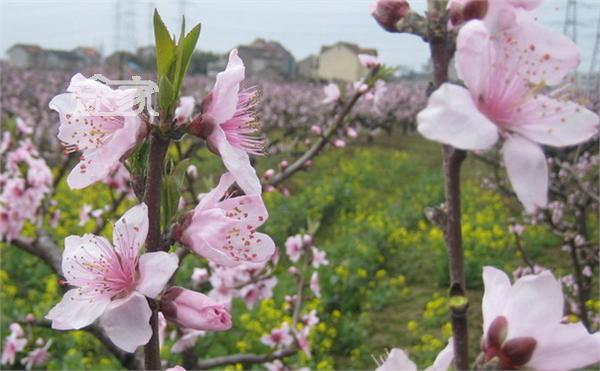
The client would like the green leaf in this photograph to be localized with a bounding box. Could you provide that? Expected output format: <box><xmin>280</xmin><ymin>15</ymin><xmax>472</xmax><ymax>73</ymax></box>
<box><xmin>177</xmin><ymin>22</ymin><xmax>201</xmax><ymax>86</ymax></box>
<box><xmin>172</xmin><ymin>19</ymin><xmax>202</xmax><ymax>100</ymax></box>
<box><xmin>127</xmin><ymin>141</ymin><xmax>149</xmax><ymax>179</ymax></box>
<box><xmin>171</xmin><ymin>158</ymin><xmax>191</xmax><ymax>189</ymax></box>
<box><xmin>160</xmin><ymin>175</ymin><xmax>180</xmax><ymax>230</ymax></box>
<box><xmin>158</xmin><ymin>76</ymin><xmax>175</xmax><ymax>111</ymax></box>
<box><xmin>153</xmin><ymin>9</ymin><xmax>176</xmax><ymax>77</ymax></box>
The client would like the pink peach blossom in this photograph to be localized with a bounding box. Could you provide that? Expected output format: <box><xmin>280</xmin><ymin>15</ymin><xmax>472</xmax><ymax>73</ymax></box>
<box><xmin>285</xmin><ymin>234</ymin><xmax>305</xmax><ymax>263</ymax></box>
<box><xmin>417</xmin><ymin>21</ymin><xmax>598</xmax><ymax>212</ymax></box>
<box><xmin>310</xmin><ymin>271</ymin><xmax>321</xmax><ymax>297</ymax></box>
<box><xmin>480</xmin><ymin>266</ymin><xmax>600</xmax><ymax>370</ymax></box>
<box><xmin>322</xmin><ymin>83</ymin><xmax>341</xmax><ymax>104</ymax></box>
<box><xmin>45</xmin><ymin>204</ymin><xmax>179</xmax><ymax>352</ymax></box>
<box><xmin>49</xmin><ymin>73</ymin><xmax>145</xmax><ymax>189</ymax></box>
<box><xmin>311</xmin><ymin>125</ymin><xmax>322</xmax><ymax>135</ymax></box>
<box><xmin>358</xmin><ymin>54</ymin><xmax>380</xmax><ymax>69</ymax></box>
<box><xmin>376</xmin><ymin>338</ymin><xmax>454</xmax><ymax>371</ymax></box>
<box><xmin>202</xmin><ymin>49</ymin><xmax>263</xmax><ymax>195</ymax></box>
<box><xmin>261</xmin><ymin>323</ymin><xmax>293</xmax><ymax>348</ymax></box>
<box><xmin>21</xmin><ymin>339</ymin><xmax>51</xmax><ymax>370</ymax></box>
<box><xmin>311</xmin><ymin>247</ymin><xmax>329</xmax><ymax>268</ymax></box>
<box><xmin>179</xmin><ymin>172</ymin><xmax>275</xmax><ymax>266</ymax></box>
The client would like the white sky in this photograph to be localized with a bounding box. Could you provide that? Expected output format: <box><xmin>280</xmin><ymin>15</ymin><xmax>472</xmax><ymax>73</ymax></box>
<box><xmin>0</xmin><ymin>0</ymin><xmax>598</xmax><ymax>71</ymax></box>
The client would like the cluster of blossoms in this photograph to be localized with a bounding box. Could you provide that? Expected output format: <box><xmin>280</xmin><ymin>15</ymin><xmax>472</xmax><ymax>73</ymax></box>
<box><xmin>258</xmin><ymin>232</ymin><xmax>328</xmax><ymax>367</ymax></box>
<box><xmin>1</xmin><ymin>322</ymin><xmax>52</xmax><ymax>370</ymax></box>
<box><xmin>44</xmin><ymin>48</ymin><xmax>278</xmax><ymax>356</ymax></box>
<box><xmin>0</xmin><ymin>119</ymin><xmax>52</xmax><ymax>241</ymax></box>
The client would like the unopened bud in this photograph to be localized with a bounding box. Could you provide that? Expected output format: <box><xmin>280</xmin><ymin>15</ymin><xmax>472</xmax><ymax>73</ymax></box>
<box><xmin>279</xmin><ymin>160</ymin><xmax>289</xmax><ymax>170</ymax></box>
<box><xmin>501</xmin><ymin>337</ymin><xmax>537</xmax><ymax>368</ymax></box>
<box><xmin>160</xmin><ymin>287</ymin><xmax>232</xmax><ymax>331</ymax></box>
<box><xmin>448</xmin><ymin>0</ymin><xmax>488</xmax><ymax>28</ymax></box>
<box><xmin>370</xmin><ymin>0</ymin><xmax>410</xmax><ymax>33</ymax></box>
<box><xmin>175</xmin><ymin>211</ymin><xmax>195</xmax><ymax>244</ymax></box>
<box><xmin>485</xmin><ymin>316</ymin><xmax>508</xmax><ymax>350</ymax></box>
<box><xmin>263</xmin><ymin>168</ymin><xmax>276</xmax><ymax>180</ymax></box>
<box><xmin>188</xmin><ymin>113</ymin><xmax>216</xmax><ymax>140</ymax></box>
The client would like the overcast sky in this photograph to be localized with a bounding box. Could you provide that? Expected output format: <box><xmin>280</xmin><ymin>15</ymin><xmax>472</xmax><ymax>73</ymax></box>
<box><xmin>1</xmin><ymin>0</ymin><xmax>599</xmax><ymax>71</ymax></box>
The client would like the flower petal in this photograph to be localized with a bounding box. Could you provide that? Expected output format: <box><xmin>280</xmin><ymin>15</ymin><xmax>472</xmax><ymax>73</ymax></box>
<box><xmin>46</xmin><ymin>289</ymin><xmax>110</xmax><ymax>330</ymax></box>
<box><xmin>528</xmin><ymin>323</ymin><xmax>600</xmax><ymax>370</ymax></box>
<box><xmin>503</xmin><ymin>270</ymin><xmax>563</xmax><ymax>340</ymax></box>
<box><xmin>62</xmin><ymin>234</ymin><xmax>111</xmax><ymax>282</ymax></box>
<box><xmin>99</xmin><ymin>292</ymin><xmax>152</xmax><ymax>353</ymax></box>
<box><xmin>425</xmin><ymin>337</ymin><xmax>454</xmax><ymax>371</ymax></box>
<box><xmin>501</xmin><ymin>135</ymin><xmax>548</xmax><ymax>213</ymax></box>
<box><xmin>196</xmin><ymin>172</ymin><xmax>235</xmax><ymax>211</ymax></box>
<box><xmin>417</xmin><ymin>83</ymin><xmax>499</xmax><ymax>150</ymax></box>
<box><xmin>113</xmin><ymin>203</ymin><xmax>148</xmax><ymax>258</ymax></box>
<box><xmin>375</xmin><ymin>348</ymin><xmax>417</xmax><ymax>371</ymax></box>
<box><xmin>481</xmin><ymin>267</ymin><xmax>511</xmax><ymax>336</ymax></box>
<box><xmin>455</xmin><ymin>21</ymin><xmax>493</xmax><ymax>98</ymax></box>
<box><xmin>503</xmin><ymin>11</ymin><xmax>580</xmax><ymax>86</ymax></box>
<box><xmin>208</xmin><ymin>49</ymin><xmax>245</xmax><ymax>124</ymax></box>
<box><xmin>512</xmin><ymin>95</ymin><xmax>598</xmax><ymax>147</ymax></box>
<box><xmin>215</xmin><ymin>194</ymin><xmax>269</xmax><ymax>228</ymax></box>
<box><xmin>210</xmin><ymin>126</ymin><xmax>261</xmax><ymax>195</ymax></box>
<box><xmin>136</xmin><ymin>252</ymin><xmax>179</xmax><ymax>299</ymax></box>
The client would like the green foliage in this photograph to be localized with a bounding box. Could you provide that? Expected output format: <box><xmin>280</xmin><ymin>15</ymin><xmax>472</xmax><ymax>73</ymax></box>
<box><xmin>153</xmin><ymin>10</ymin><xmax>201</xmax><ymax>115</ymax></box>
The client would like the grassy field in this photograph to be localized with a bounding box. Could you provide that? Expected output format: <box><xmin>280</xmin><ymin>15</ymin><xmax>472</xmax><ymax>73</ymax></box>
<box><xmin>2</xmin><ymin>132</ymin><xmax>586</xmax><ymax>370</ymax></box>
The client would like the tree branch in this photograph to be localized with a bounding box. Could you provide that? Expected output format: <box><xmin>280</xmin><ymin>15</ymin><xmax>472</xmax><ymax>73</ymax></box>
<box><xmin>142</xmin><ymin>132</ymin><xmax>171</xmax><ymax>370</ymax></box>
<box><xmin>268</xmin><ymin>69</ymin><xmax>377</xmax><ymax>187</ymax></box>
<box><xmin>195</xmin><ymin>348</ymin><xmax>296</xmax><ymax>370</ymax></box>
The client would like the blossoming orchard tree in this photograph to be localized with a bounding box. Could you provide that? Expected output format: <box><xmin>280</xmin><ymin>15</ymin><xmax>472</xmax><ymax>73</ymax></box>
<box><xmin>1</xmin><ymin>1</ymin><xmax>600</xmax><ymax>370</ymax></box>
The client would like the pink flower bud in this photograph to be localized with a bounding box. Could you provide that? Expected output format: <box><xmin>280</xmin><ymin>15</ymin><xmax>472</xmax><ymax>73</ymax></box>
<box><xmin>346</xmin><ymin>127</ymin><xmax>358</xmax><ymax>139</ymax></box>
<box><xmin>288</xmin><ymin>266</ymin><xmax>299</xmax><ymax>275</ymax></box>
<box><xmin>448</xmin><ymin>0</ymin><xmax>488</xmax><ymax>28</ymax></box>
<box><xmin>160</xmin><ymin>287</ymin><xmax>232</xmax><ymax>331</ymax></box>
<box><xmin>333</xmin><ymin>139</ymin><xmax>346</xmax><ymax>148</ymax></box>
<box><xmin>186</xmin><ymin>165</ymin><xmax>198</xmax><ymax>179</ymax></box>
<box><xmin>188</xmin><ymin>113</ymin><xmax>216</xmax><ymax>141</ymax></box>
<box><xmin>303</xmin><ymin>160</ymin><xmax>313</xmax><ymax>170</ymax></box>
<box><xmin>370</xmin><ymin>0</ymin><xmax>410</xmax><ymax>33</ymax></box>
<box><xmin>279</xmin><ymin>160</ymin><xmax>289</xmax><ymax>170</ymax></box>
<box><xmin>263</xmin><ymin>168</ymin><xmax>276</xmax><ymax>180</ymax></box>
<box><xmin>265</xmin><ymin>185</ymin><xmax>276</xmax><ymax>193</ymax></box>
<box><xmin>302</xmin><ymin>234</ymin><xmax>313</xmax><ymax>246</ymax></box>
<box><xmin>311</xmin><ymin>125</ymin><xmax>322</xmax><ymax>135</ymax></box>
<box><xmin>26</xmin><ymin>314</ymin><xmax>35</xmax><ymax>323</ymax></box>
<box><xmin>281</xmin><ymin>187</ymin><xmax>290</xmax><ymax>197</ymax></box>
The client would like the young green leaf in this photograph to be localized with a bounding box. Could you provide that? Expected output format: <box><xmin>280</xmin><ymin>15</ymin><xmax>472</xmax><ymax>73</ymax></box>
<box><xmin>153</xmin><ymin>9</ymin><xmax>176</xmax><ymax>77</ymax></box>
<box><xmin>160</xmin><ymin>175</ymin><xmax>180</xmax><ymax>231</ymax></box>
<box><xmin>158</xmin><ymin>75</ymin><xmax>175</xmax><ymax>111</ymax></box>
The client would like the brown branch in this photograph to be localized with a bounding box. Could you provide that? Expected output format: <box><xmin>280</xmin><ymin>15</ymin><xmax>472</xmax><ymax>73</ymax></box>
<box><xmin>12</xmin><ymin>234</ymin><xmax>63</xmax><ymax>277</ymax></box>
<box><xmin>142</xmin><ymin>132</ymin><xmax>171</xmax><ymax>370</ymax></box>
<box><xmin>267</xmin><ymin>69</ymin><xmax>378</xmax><ymax>187</ymax></box>
<box><xmin>194</xmin><ymin>348</ymin><xmax>296</xmax><ymax>370</ymax></box>
<box><xmin>426</xmin><ymin>3</ymin><xmax>469</xmax><ymax>368</ymax></box>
